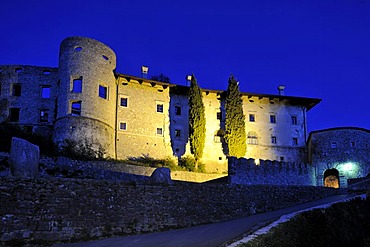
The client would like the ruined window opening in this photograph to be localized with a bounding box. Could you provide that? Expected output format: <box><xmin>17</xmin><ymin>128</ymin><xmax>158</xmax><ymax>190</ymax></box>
<box><xmin>249</xmin><ymin>114</ymin><xmax>255</xmax><ymax>122</ymax></box>
<box><xmin>71</xmin><ymin>101</ymin><xmax>81</xmax><ymax>116</ymax></box>
<box><xmin>41</xmin><ymin>86</ymin><xmax>51</xmax><ymax>98</ymax></box>
<box><xmin>247</xmin><ymin>131</ymin><xmax>258</xmax><ymax>145</ymax></box>
<box><xmin>119</xmin><ymin>122</ymin><xmax>127</xmax><ymax>131</ymax></box>
<box><xmin>175</xmin><ymin>129</ymin><xmax>181</xmax><ymax>138</ymax></box>
<box><xmin>331</xmin><ymin>142</ymin><xmax>337</xmax><ymax>148</ymax></box>
<box><xmin>217</xmin><ymin>111</ymin><xmax>222</xmax><ymax>120</ymax></box>
<box><xmin>156</xmin><ymin>127</ymin><xmax>163</xmax><ymax>136</ymax></box>
<box><xmin>293</xmin><ymin>137</ymin><xmax>298</xmax><ymax>146</ymax></box>
<box><xmin>271</xmin><ymin>136</ymin><xmax>277</xmax><ymax>144</ymax></box>
<box><xmin>175</xmin><ymin>105</ymin><xmax>182</xmax><ymax>116</ymax></box>
<box><xmin>40</xmin><ymin>109</ymin><xmax>49</xmax><ymax>122</ymax></box>
<box><xmin>120</xmin><ymin>97</ymin><xmax>128</xmax><ymax>107</ymax></box>
<box><xmin>270</xmin><ymin>114</ymin><xmax>276</xmax><ymax>123</ymax></box>
<box><xmin>72</xmin><ymin>77</ymin><xmax>82</xmax><ymax>93</ymax></box>
<box><xmin>74</xmin><ymin>46</ymin><xmax>82</xmax><ymax>51</ymax></box>
<box><xmin>291</xmin><ymin>116</ymin><xmax>298</xmax><ymax>125</ymax></box>
<box><xmin>9</xmin><ymin>108</ymin><xmax>20</xmax><ymax>122</ymax></box>
<box><xmin>99</xmin><ymin>85</ymin><xmax>108</xmax><ymax>99</ymax></box>
<box><xmin>156</xmin><ymin>103</ymin><xmax>164</xmax><ymax>113</ymax></box>
<box><xmin>12</xmin><ymin>84</ymin><xmax>22</xmax><ymax>96</ymax></box>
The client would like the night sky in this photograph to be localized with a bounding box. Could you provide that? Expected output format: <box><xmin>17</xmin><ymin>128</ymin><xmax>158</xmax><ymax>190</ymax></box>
<box><xmin>0</xmin><ymin>0</ymin><xmax>369</xmax><ymax>132</ymax></box>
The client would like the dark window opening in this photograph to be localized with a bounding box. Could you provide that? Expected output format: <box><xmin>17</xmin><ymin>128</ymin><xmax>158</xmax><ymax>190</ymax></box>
<box><xmin>291</xmin><ymin>116</ymin><xmax>298</xmax><ymax>125</ymax></box>
<box><xmin>102</xmin><ymin>55</ymin><xmax>109</xmax><ymax>61</ymax></box>
<box><xmin>271</xmin><ymin>136</ymin><xmax>277</xmax><ymax>144</ymax></box>
<box><xmin>157</xmin><ymin>104</ymin><xmax>164</xmax><ymax>113</ymax></box>
<box><xmin>156</xmin><ymin>127</ymin><xmax>163</xmax><ymax>136</ymax></box>
<box><xmin>74</xmin><ymin>46</ymin><xmax>82</xmax><ymax>51</ymax></box>
<box><xmin>120</xmin><ymin>122</ymin><xmax>127</xmax><ymax>130</ymax></box>
<box><xmin>217</xmin><ymin>112</ymin><xmax>222</xmax><ymax>120</ymax></box>
<box><xmin>12</xmin><ymin>84</ymin><xmax>22</xmax><ymax>96</ymax></box>
<box><xmin>72</xmin><ymin>78</ymin><xmax>82</xmax><ymax>93</ymax></box>
<box><xmin>9</xmin><ymin>108</ymin><xmax>20</xmax><ymax>122</ymax></box>
<box><xmin>175</xmin><ymin>106</ymin><xmax>182</xmax><ymax>115</ymax></box>
<box><xmin>71</xmin><ymin>102</ymin><xmax>81</xmax><ymax>116</ymax></box>
<box><xmin>43</xmin><ymin>70</ymin><xmax>51</xmax><ymax>75</ymax></box>
<box><xmin>15</xmin><ymin>68</ymin><xmax>22</xmax><ymax>73</ymax></box>
<box><xmin>270</xmin><ymin>115</ymin><xmax>276</xmax><ymax>123</ymax></box>
<box><xmin>41</xmin><ymin>86</ymin><xmax>51</xmax><ymax>98</ymax></box>
<box><xmin>175</xmin><ymin>129</ymin><xmax>181</xmax><ymax>138</ymax></box>
<box><xmin>99</xmin><ymin>85</ymin><xmax>108</xmax><ymax>99</ymax></box>
<box><xmin>293</xmin><ymin>138</ymin><xmax>298</xmax><ymax>146</ymax></box>
<box><xmin>249</xmin><ymin>114</ymin><xmax>255</xmax><ymax>122</ymax></box>
<box><xmin>120</xmin><ymin>97</ymin><xmax>128</xmax><ymax>107</ymax></box>
<box><xmin>40</xmin><ymin>109</ymin><xmax>49</xmax><ymax>122</ymax></box>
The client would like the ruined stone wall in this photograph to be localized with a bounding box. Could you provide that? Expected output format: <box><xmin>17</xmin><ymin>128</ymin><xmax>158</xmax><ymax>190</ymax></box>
<box><xmin>308</xmin><ymin>127</ymin><xmax>370</xmax><ymax>187</ymax></box>
<box><xmin>228</xmin><ymin>157</ymin><xmax>316</xmax><ymax>186</ymax></box>
<box><xmin>0</xmin><ymin>177</ymin><xmax>340</xmax><ymax>245</ymax></box>
<box><xmin>0</xmin><ymin>65</ymin><xmax>58</xmax><ymax>136</ymax></box>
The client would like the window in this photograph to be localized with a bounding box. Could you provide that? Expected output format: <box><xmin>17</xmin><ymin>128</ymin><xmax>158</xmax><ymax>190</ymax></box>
<box><xmin>71</xmin><ymin>101</ymin><xmax>81</xmax><ymax>116</ymax></box>
<box><xmin>350</xmin><ymin>141</ymin><xmax>355</xmax><ymax>147</ymax></box>
<box><xmin>9</xmin><ymin>108</ymin><xmax>20</xmax><ymax>122</ymax></box>
<box><xmin>41</xmin><ymin>86</ymin><xmax>51</xmax><ymax>98</ymax></box>
<box><xmin>247</xmin><ymin>131</ymin><xmax>258</xmax><ymax>145</ymax></box>
<box><xmin>72</xmin><ymin>78</ymin><xmax>82</xmax><ymax>93</ymax></box>
<box><xmin>280</xmin><ymin>156</ymin><xmax>284</xmax><ymax>161</ymax></box>
<box><xmin>120</xmin><ymin>97</ymin><xmax>128</xmax><ymax>107</ymax></box>
<box><xmin>249</xmin><ymin>114</ymin><xmax>255</xmax><ymax>122</ymax></box>
<box><xmin>331</xmin><ymin>142</ymin><xmax>337</xmax><ymax>148</ymax></box>
<box><xmin>15</xmin><ymin>68</ymin><xmax>22</xmax><ymax>73</ymax></box>
<box><xmin>175</xmin><ymin>106</ymin><xmax>182</xmax><ymax>116</ymax></box>
<box><xmin>156</xmin><ymin>103</ymin><xmax>164</xmax><ymax>113</ymax></box>
<box><xmin>293</xmin><ymin>138</ymin><xmax>298</xmax><ymax>146</ymax></box>
<box><xmin>156</xmin><ymin>127</ymin><xmax>163</xmax><ymax>136</ymax></box>
<box><xmin>217</xmin><ymin>112</ymin><xmax>222</xmax><ymax>120</ymax></box>
<box><xmin>271</xmin><ymin>136</ymin><xmax>277</xmax><ymax>144</ymax></box>
<box><xmin>43</xmin><ymin>70</ymin><xmax>51</xmax><ymax>75</ymax></box>
<box><xmin>291</xmin><ymin>116</ymin><xmax>298</xmax><ymax>125</ymax></box>
<box><xmin>119</xmin><ymin>122</ymin><xmax>127</xmax><ymax>131</ymax></box>
<box><xmin>40</xmin><ymin>109</ymin><xmax>49</xmax><ymax>122</ymax></box>
<box><xmin>270</xmin><ymin>114</ymin><xmax>276</xmax><ymax>123</ymax></box>
<box><xmin>175</xmin><ymin>129</ymin><xmax>181</xmax><ymax>138</ymax></box>
<box><xmin>12</xmin><ymin>84</ymin><xmax>21</xmax><ymax>96</ymax></box>
<box><xmin>99</xmin><ymin>85</ymin><xmax>108</xmax><ymax>99</ymax></box>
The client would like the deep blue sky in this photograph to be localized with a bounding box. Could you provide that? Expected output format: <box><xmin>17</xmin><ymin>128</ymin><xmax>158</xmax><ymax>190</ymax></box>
<box><xmin>1</xmin><ymin>0</ymin><xmax>369</xmax><ymax>132</ymax></box>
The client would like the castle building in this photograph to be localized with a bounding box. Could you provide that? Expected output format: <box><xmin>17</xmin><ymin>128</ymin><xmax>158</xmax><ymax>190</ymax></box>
<box><xmin>0</xmin><ymin>36</ymin><xmax>321</xmax><ymax>173</ymax></box>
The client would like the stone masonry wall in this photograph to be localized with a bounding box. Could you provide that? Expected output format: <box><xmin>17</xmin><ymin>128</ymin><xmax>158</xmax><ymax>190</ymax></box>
<box><xmin>0</xmin><ymin>177</ymin><xmax>340</xmax><ymax>246</ymax></box>
<box><xmin>229</xmin><ymin>157</ymin><xmax>316</xmax><ymax>186</ymax></box>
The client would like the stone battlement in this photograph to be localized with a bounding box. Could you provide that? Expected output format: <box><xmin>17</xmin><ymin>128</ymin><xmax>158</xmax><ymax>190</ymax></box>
<box><xmin>228</xmin><ymin>157</ymin><xmax>316</xmax><ymax>186</ymax></box>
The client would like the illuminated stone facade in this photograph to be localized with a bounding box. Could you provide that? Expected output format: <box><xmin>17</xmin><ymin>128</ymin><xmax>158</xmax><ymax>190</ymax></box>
<box><xmin>307</xmin><ymin>127</ymin><xmax>370</xmax><ymax>187</ymax></box>
<box><xmin>0</xmin><ymin>36</ymin><xmax>321</xmax><ymax>173</ymax></box>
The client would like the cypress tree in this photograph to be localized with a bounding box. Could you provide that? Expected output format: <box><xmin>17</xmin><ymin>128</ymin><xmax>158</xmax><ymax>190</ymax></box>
<box><xmin>188</xmin><ymin>75</ymin><xmax>206</xmax><ymax>166</ymax></box>
<box><xmin>225</xmin><ymin>75</ymin><xmax>246</xmax><ymax>157</ymax></box>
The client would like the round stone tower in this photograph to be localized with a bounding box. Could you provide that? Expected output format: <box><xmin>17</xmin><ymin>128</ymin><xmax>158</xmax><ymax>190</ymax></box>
<box><xmin>53</xmin><ymin>37</ymin><xmax>117</xmax><ymax>158</ymax></box>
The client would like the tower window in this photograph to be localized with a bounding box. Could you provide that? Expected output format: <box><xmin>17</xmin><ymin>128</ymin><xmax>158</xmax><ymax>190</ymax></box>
<box><xmin>40</xmin><ymin>109</ymin><xmax>49</xmax><ymax>122</ymax></box>
<box><xmin>72</xmin><ymin>78</ymin><xmax>82</xmax><ymax>93</ymax></box>
<box><xmin>291</xmin><ymin>116</ymin><xmax>298</xmax><ymax>125</ymax></box>
<box><xmin>249</xmin><ymin>114</ymin><xmax>255</xmax><ymax>122</ymax></box>
<box><xmin>120</xmin><ymin>97</ymin><xmax>128</xmax><ymax>107</ymax></box>
<box><xmin>293</xmin><ymin>138</ymin><xmax>298</xmax><ymax>146</ymax></box>
<box><xmin>156</xmin><ymin>127</ymin><xmax>163</xmax><ymax>136</ymax></box>
<box><xmin>41</xmin><ymin>86</ymin><xmax>51</xmax><ymax>98</ymax></box>
<box><xmin>175</xmin><ymin>129</ymin><xmax>181</xmax><ymax>138</ymax></box>
<box><xmin>71</xmin><ymin>101</ymin><xmax>82</xmax><ymax>116</ymax></box>
<box><xmin>270</xmin><ymin>115</ymin><xmax>276</xmax><ymax>123</ymax></box>
<box><xmin>119</xmin><ymin>122</ymin><xmax>127</xmax><ymax>131</ymax></box>
<box><xmin>271</xmin><ymin>136</ymin><xmax>277</xmax><ymax>144</ymax></box>
<box><xmin>156</xmin><ymin>103</ymin><xmax>164</xmax><ymax>113</ymax></box>
<box><xmin>175</xmin><ymin>106</ymin><xmax>182</xmax><ymax>116</ymax></box>
<box><xmin>99</xmin><ymin>85</ymin><xmax>108</xmax><ymax>99</ymax></box>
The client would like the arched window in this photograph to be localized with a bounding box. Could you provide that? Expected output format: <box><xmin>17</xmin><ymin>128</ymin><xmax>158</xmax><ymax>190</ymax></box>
<box><xmin>247</xmin><ymin>131</ymin><xmax>258</xmax><ymax>145</ymax></box>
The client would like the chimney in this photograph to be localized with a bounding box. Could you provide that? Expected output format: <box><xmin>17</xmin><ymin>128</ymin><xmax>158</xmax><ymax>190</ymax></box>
<box><xmin>141</xmin><ymin>65</ymin><xmax>149</xmax><ymax>78</ymax></box>
<box><xmin>278</xmin><ymin>85</ymin><xmax>285</xmax><ymax>96</ymax></box>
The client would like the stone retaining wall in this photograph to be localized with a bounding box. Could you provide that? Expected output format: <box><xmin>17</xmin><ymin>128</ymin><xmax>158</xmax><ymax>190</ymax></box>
<box><xmin>0</xmin><ymin>177</ymin><xmax>341</xmax><ymax>246</ymax></box>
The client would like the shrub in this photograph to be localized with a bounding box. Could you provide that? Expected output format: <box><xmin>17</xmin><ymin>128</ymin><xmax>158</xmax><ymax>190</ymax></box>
<box><xmin>178</xmin><ymin>155</ymin><xmax>205</xmax><ymax>173</ymax></box>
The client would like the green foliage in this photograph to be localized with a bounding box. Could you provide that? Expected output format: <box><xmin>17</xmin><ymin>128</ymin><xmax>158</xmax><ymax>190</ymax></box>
<box><xmin>188</xmin><ymin>75</ymin><xmax>206</xmax><ymax>164</ymax></box>
<box><xmin>225</xmin><ymin>75</ymin><xmax>246</xmax><ymax>157</ymax></box>
<box><xmin>178</xmin><ymin>155</ymin><xmax>206</xmax><ymax>173</ymax></box>
<box><xmin>0</xmin><ymin>123</ymin><xmax>55</xmax><ymax>155</ymax></box>
<box><xmin>150</xmin><ymin>73</ymin><xmax>170</xmax><ymax>83</ymax></box>
<box><xmin>241</xmin><ymin>197</ymin><xmax>370</xmax><ymax>247</ymax></box>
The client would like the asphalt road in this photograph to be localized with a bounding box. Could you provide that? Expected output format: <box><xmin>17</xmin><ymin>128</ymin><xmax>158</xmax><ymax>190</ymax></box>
<box><xmin>54</xmin><ymin>194</ymin><xmax>354</xmax><ymax>247</ymax></box>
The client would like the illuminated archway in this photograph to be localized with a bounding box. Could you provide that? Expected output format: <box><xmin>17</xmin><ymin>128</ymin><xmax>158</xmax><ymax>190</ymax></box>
<box><xmin>324</xmin><ymin>168</ymin><xmax>339</xmax><ymax>188</ymax></box>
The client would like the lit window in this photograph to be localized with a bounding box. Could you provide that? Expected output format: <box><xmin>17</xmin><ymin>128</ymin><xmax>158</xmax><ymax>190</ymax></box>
<box><xmin>270</xmin><ymin>115</ymin><xmax>276</xmax><ymax>123</ymax></box>
<box><xmin>157</xmin><ymin>103</ymin><xmax>164</xmax><ymax>113</ymax></box>
<box><xmin>12</xmin><ymin>84</ymin><xmax>21</xmax><ymax>96</ymax></box>
<box><xmin>175</xmin><ymin>106</ymin><xmax>182</xmax><ymax>116</ymax></box>
<box><xmin>247</xmin><ymin>131</ymin><xmax>258</xmax><ymax>145</ymax></box>
<box><xmin>293</xmin><ymin>138</ymin><xmax>298</xmax><ymax>146</ymax></box>
<box><xmin>175</xmin><ymin>129</ymin><xmax>181</xmax><ymax>138</ymax></box>
<box><xmin>271</xmin><ymin>136</ymin><xmax>277</xmax><ymax>144</ymax></box>
<box><xmin>291</xmin><ymin>116</ymin><xmax>298</xmax><ymax>125</ymax></box>
<box><xmin>120</xmin><ymin>97</ymin><xmax>128</xmax><ymax>107</ymax></box>
<box><xmin>119</xmin><ymin>122</ymin><xmax>127</xmax><ymax>131</ymax></box>
<box><xmin>40</xmin><ymin>109</ymin><xmax>49</xmax><ymax>122</ymax></box>
<box><xmin>9</xmin><ymin>108</ymin><xmax>20</xmax><ymax>122</ymax></box>
<box><xmin>156</xmin><ymin>127</ymin><xmax>163</xmax><ymax>136</ymax></box>
<box><xmin>72</xmin><ymin>78</ymin><xmax>82</xmax><ymax>93</ymax></box>
<box><xmin>249</xmin><ymin>114</ymin><xmax>255</xmax><ymax>122</ymax></box>
<box><xmin>99</xmin><ymin>85</ymin><xmax>108</xmax><ymax>99</ymax></box>
<box><xmin>331</xmin><ymin>142</ymin><xmax>337</xmax><ymax>148</ymax></box>
<box><xmin>71</xmin><ymin>101</ymin><xmax>81</xmax><ymax>116</ymax></box>
<box><xmin>41</xmin><ymin>86</ymin><xmax>51</xmax><ymax>98</ymax></box>
<box><xmin>217</xmin><ymin>112</ymin><xmax>222</xmax><ymax>120</ymax></box>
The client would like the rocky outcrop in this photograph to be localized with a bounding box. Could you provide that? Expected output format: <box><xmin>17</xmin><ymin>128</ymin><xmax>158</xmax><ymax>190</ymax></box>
<box><xmin>148</xmin><ymin>167</ymin><xmax>173</xmax><ymax>185</ymax></box>
<box><xmin>9</xmin><ymin>137</ymin><xmax>39</xmax><ymax>178</ymax></box>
